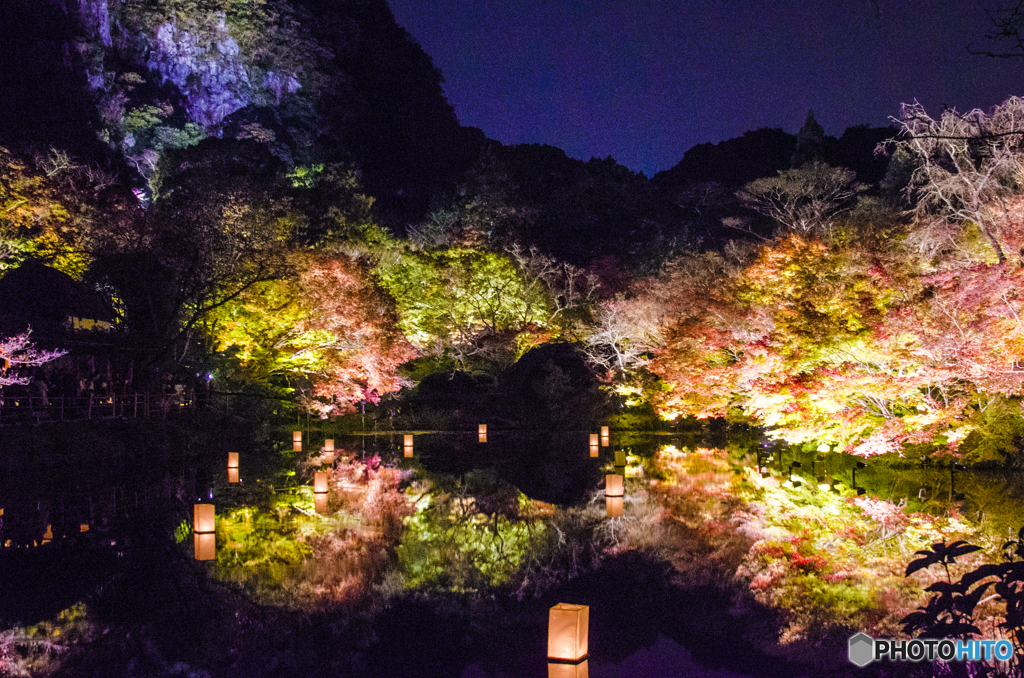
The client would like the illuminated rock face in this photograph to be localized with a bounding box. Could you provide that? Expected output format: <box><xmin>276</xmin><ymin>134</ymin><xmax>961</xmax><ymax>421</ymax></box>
<box><xmin>147</xmin><ymin>17</ymin><xmax>252</xmax><ymax>128</ymax></box>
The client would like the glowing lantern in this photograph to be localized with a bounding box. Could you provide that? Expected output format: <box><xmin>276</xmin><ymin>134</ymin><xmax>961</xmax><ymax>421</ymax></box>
<box><xmin>194</xmin><ymin>532</ymin><xmax>215</xmax><ymax>561</ymax></box>
<box><xmin>42</xmin><ymin>525</ymin><xmax>53</xmax><ymax>545</ymax></box>
<box><xmin>80</xmin><ymin>524</ymin><xmax>89</xmax><ymax>533</ymax></box>
<box><xmin>548</xmin><ymin>603</ymin><xmax>589</xmax><ymax>662</ymax></box>
<box><xmin>600</xmin><ymin>426</ymin><xmax>609</xmax><ymax>437</ymax></box>
<box><xmin>590</xmin><ymin>443</ymin><xmax>599</xmax><ymax>458</ymax></box>
<box><xmin>404</xmin><ymin>434</ymin><xmax>414</xmax><ymax>457</ymax></box>
<box><xmin>324</xmin><ymin>439</ymin><xmax>334</xmax><ymax>452</ymax></box>
<box><xmin>600</xmin><ymin>426</ymin><xmax>609</xmax><ymax>447</ymax></box>
<box><xmin>479</xmin><ymin>424</ymin><xmax>487</xmax><ymax>443</ymax></box>
<box><xmin>606</xmin><ymin>495</ymin><xmax>623</xmax><ymax>517</ymax></box>
<box><xmin>194</xmin><ymin>504</ymin><xmax>215</xmax><ymax>534</ymax></box>
<box><xmin>606</xmin><ymin>474</ymin><xmax>623</xmax><ymax>497</ymax></box>
<box><xmin>549</xmin><ymin>661</ymin><xmax>589</xmax><ymax>678</ymax></box>
<box><xmin>589</xmin><ymin>434</ymin><xmax>598</xmax><ymax>446</ymax></box>
<box><xmin>314</xmin><ymin>493</ymin><xmax>328</xmax><ymax>514</ymax></box>
<box><xmin>228</xmin><ymin>468</ymin><xmax>239</xmax><ymax>483</ymax></box>
<box><xmin>293</xmin><ymin>431</ymin><xmax>302</xmax><ymax>452</ymax></box>
<box><xmin>314</xmin><ymin>471</ymin><xmax>329</xmax><ymax>494</ymax></box>
<box><xmin>228</xmin><ymin>452</ymin><xmax>239</xmax><ymax>468</ymax></box>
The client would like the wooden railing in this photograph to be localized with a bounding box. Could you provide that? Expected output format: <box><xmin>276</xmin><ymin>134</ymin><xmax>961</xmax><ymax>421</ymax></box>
<box><xmin>0</xmin><ymin>393</ymin><xmax>199</xmax><ymax>425</ymax></box>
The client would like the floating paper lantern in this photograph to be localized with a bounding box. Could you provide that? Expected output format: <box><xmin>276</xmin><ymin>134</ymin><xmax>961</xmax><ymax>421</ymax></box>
<box><xmin>324</xmin><ymin>439</ymin><xmax>334</xmax><ymax>452</ymax></box>
<box><xmin>293</xmin><ymin>431</ymin><xmax>302</xmax><ymax>452</ymax></box>
<box><xmin>590</xmin><ymin>444</ymin><xmax>599</xmax><ymax>458</ymax></box>
<box><xmin>614</xmin><ymin>449</ymin><xmax>626</xmax><ymax>466</ymax></box>
<box><xmin>194</xmin><ymin>504</ymin><xmax>215</xmax><ymax>534</ymax></box>
<box><xmin>479</xmin><ymin>424</ymin><xmax>487</xmax><ymax>443</ymax></box>
<box><xmin>549</xmin><ymin>661</ymin><xmax>589</xmax><ymax>678</ymax></box>
<box><xmin>600</xmin><ymin>426</ymin><xmax>609</xmax><ymax>447</ymax></box>
<box><xmin>314</xmin><ymin>493</ymin><xmax>328</xmax><ymax>514</ymax></box>
<box><xmin>314</xmin><ymin>471</ymin><xmax>329</xmax><ymax>494</ymax></box>
<box><xmin>194</xmin><ymin>532</ymin><xmax>215</xmax><ymax>561</ymax></box>
<box><xmin>600</xmin><ymin>426</ymin><xmax>609</xmax><ymax>437</ymax></box>
<box><xmin>404</xmin><ymin>434</ymin><xmax>414</xmax><ymax>457</ymax></box>
<box><xmin>80</xmin><ymin>524</ymin><xmax>89</xmax><ymax>533</ymax></box>
<box><xmin>606</xmin><ymin>495</ymin><xmax>623</xmax><ymax>518</ymax></box>
<box><xmin>228</xmin><ymin>452</ymin><xmax>239</xmax><ymax>468</ymax></box>
<box><xmin>228</xmin><ymin>468</ymin><xmax>239</xmax><ymax>483</ymax></box>
<box><xmin>589</xmin><ymin>433</ymin><xmax>598</xmax><ymax>447</ymax></box>
<box><xmin>548</xmin><ymin>603</ymin><xmax>589</xmax><ymax>662</ymax></box>
<box><xmin>606</xmin><ymin>474</ymin><xmax>623</xmax><ymax>497</ymax></box>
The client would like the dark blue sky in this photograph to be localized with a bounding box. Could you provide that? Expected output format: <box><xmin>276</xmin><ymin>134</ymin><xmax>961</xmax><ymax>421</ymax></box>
<box><xmin>388</xmin><ymin>0</ymin><xmax>1024</xmax><ymax>176</ymax></box>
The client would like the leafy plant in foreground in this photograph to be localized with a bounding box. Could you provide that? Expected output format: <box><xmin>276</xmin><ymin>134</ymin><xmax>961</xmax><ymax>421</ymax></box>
<box><xmin>902</xmin><ymin>530</ymin><xmax>1024</xmax><ymax>677</ymax></box>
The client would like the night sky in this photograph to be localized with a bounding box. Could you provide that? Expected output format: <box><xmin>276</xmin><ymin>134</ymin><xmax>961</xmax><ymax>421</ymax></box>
<box><xmin>388</xmin><ymin>0</ymin><xmax>1024</xmax><ymax>176</ymax></box>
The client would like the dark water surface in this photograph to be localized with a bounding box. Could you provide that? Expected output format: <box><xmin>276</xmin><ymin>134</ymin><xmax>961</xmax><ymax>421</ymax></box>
<box><xmin>2</xmin><ymin>427</ymin><xmax>1016</xmax><ymax>677</ymax></box>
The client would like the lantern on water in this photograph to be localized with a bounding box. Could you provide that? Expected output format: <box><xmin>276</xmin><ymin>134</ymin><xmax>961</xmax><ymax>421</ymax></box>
<box><xmin>600</xmin><ymin>426</ymin><xmax>609</xmax><ymax>447</ymax></box>
<box><xmin>228</xmin><ymin>452</ymin><xmax>239</xmax><ymax>468</ymax></box>
<box><xmin>479</xmin><ymin>424</ymin><xmax>487</xmax><ymax>443</ymax></box>
<box><xmin>606</xmin><ymin>474</ymin><xmax>623</xmax><ymax>497</ymax></box>
<box><xmin>314</xmin><ymin>492</ymin><xmax>328</xmax><ymax>514</ymax></box>
<box><xmin>549</xmin><ymin>661</ymin><xmax>589</xmax><ymax>678</ymax></box>
<box><xmin>404</xmin><ymin>434</ymin><xmax>414</xmax><ymax>457</ymax></box>
<box><xmin>194</xmin><ymin>532</ymin><xmax>215</xmax><ymax>561</ymax></box>
<box><xmin>314</xmin><ymin>471</ymin><xmax>329</xmax><ymax>494</ymax></box>
<box><xmin>194</xmin><ymin>504</ymin><xmax>215</xmax><ymax>534</ymax></box>
<box><xmin>606</xmin><ymin>495</ymin><xmax>623</xmax><ymax>517</ymax></box>
<box><xmin>548</xmin><ymin>603</ymin><xmax>589</xmax><ymax>662</ymax></box>
<box><xmin>293</xmin><ymin>431</ymin><xmax>302</xmax><ymax>452</ymax></box>
<box><xmin>589</xmin><ymin>443</ymin><xmax>599</xmax><ymax>458</ymax></box>
<box><xmin>589</xmin><ymin>433</ymin><xmax>598</xmax><ymax>446</ymax></box>
<box><xmin>600</xmin><ymin>426</ymin><xmax>609</xmax><ymax>437</ymax></box>
<box><xmin>228</xmin><ymin>468</ymin><xmax>239</xmax><ymax>483</ymax></box>
<box><xmin>324</xmin><ymin>439</ymin><xmax>334</xmax><ymax>452</ymax></box>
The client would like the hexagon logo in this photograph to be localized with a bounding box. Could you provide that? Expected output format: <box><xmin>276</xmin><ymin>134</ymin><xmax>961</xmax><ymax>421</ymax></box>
<box><xmin>848</xmin><ymin>632</ymin><xmax>875</xmax><ymax>667</ymax></box>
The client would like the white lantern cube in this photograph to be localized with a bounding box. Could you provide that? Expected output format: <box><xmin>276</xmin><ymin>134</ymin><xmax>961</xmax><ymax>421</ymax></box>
<box><xmin>548</xmin><ymin>603</ymin><xmax>589</xmax><ymax>661</ymax></box>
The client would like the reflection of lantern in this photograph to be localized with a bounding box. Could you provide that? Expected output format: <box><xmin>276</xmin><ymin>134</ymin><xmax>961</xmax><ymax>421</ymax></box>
<box><xmin>606</xmin><ymin>474</ymin><xmax>623</xmax><ymax>497</ymax></box>
<box><xmin>590</xmin><ymin>443</ymin><xmax>599</xmax><ymax>458</ymax></box>
<box><xmin>605</xmin><ymin>495</ymin><xmax>623</xmax><ymax>518</ymax></box>
<box><xmin>314</xmin><ymin>471</ymin><xmax>328</xmax><ymax>494</ymax></box>
<box><xmin>614</xmin><ymin>449</ymin><xmax>626</xmax><ymax>466</ymax></box>
<box><xmin>314</xmin><ymin>493</ymin><xmax>328</xmax><ymax>514</ymax></box>
<box><xmin>479</xmin><ymin>424</ymin><xmax>487</xmax><ymax>443</ymax></box>
<box><xmin>293</xmin><ymin>431</ymin><xmax>302</xmax><ymax>452</ymax></box>
<box><xmin>194</xmin><ymin>504</ymin><xmax>215</xmax><ymax>534</ymax></box>
<box><xmin>548</xmin><ymin>603</ymin><xmax>589</xmax><ymax>662</ymax></box>
<box><xmin>228</xmin><ymin>468</ymin><xmax>239</xmax><ymax>483</ymax></box>
<box><xmin>549</xmin><ymin>660</ymin><xmax>589</xmax><ymax>678</ymax></box>
<box><xmin>404</xmin><ymin>434</ymin><xmax>414</xmax><ymax>457</ymax></box>
<box><xmin>194</xmin><ymin>532</ymin><xmax>215</xmax><ymax>561</ymax></box>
